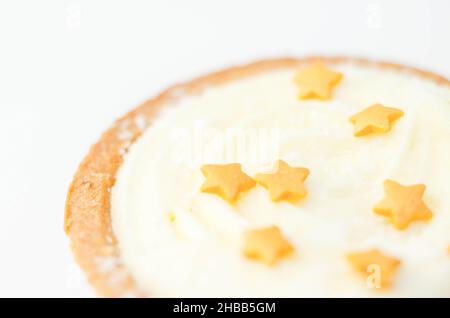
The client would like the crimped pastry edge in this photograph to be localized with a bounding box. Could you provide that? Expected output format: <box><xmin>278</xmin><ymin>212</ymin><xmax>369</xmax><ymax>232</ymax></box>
<box><xmin>64</xmin><ymin>57</ymin><xmax>450</xmax><ymax>297</ymax></box>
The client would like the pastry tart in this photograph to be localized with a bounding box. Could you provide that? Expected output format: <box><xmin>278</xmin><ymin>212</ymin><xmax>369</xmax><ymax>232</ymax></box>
<box><xmin>65</xmin><ymin>57</ymin><xmax>450</xmax><ymax>297</ymax></box>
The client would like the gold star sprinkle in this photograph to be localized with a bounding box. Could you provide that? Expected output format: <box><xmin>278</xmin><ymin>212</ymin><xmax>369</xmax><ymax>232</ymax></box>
<box><xmin>347</xmin><ymin>249</ymin><xmax>400</xmax><ymax>288</ymax></box>
<box><xmin>200</xmin><ymin>163</ymin><xmax>256</xmax><ymax>203</ymax></box>
<box><xmin>244</xmin><ymin>226</ymin><xmax>294</xmax><ymax>266</ymax></box>
<box><xmin>373</xmin><ymin>179</ymin><xmax>433</xmax><ymax>230</ymax></box>
<box><xmin>349</xmin><ymin>103</ymin><xmax>404</xmax><ymax>137</ymax></box>
<box><xmin>254</xmin><ymin>160</ymin><xmax>310</xmax><ymax>203</ymax></box>
<box><xmin>294</xmin><ymin>62</ymin><xmax>343</xmax><ymax>100</ymax></box>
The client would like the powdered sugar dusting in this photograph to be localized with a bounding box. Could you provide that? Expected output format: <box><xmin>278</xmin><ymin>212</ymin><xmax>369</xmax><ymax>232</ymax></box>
<box><xmin>95</xmin><ymin>255</ymin><xmax>122</xmax><ymax>273</ymax></box>
<box><xmin>134</xmin><ymin>114</ymin><xmax>148</xmax><ymax>132</ymax></box>
<box><xmin>169</xmin><ymin>86</ymin><xmax>189</xmax><ymax>99</ymax></box>
<box><xmin>117</xmin><ymin>120</ymin><xmax>134</xmax><ymax>141</ymax></box>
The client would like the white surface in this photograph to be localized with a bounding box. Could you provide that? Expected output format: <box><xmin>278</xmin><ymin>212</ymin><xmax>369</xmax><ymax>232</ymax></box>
<box><xmin>0</xmin><ymin>0</ymin><xmax>448</xmax><ymax>297</ymax></box>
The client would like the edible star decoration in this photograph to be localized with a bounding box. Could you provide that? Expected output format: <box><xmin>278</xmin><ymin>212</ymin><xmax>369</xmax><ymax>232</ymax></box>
<box><xmin>349</xmin><ymin>104</ymin><xmax>404</xmax><ymax>137</ymax></box>
<box><xmin>294</xmin><ymin>62</ymin><xmax>343</xmax><ymax>100</ymax></box>
<box><xmin>244</xmin><ymin>226</ymin><xmax>294</xmax><ymax>266</ymax></box>
<box><xmin>254</xmin><ymin>160</ymin><xmax>310</xmax><ymax>203</ymax></box>
<box><xmin>373</xmin><ymin>179</ymin><xmax>433</xmax><ymax>230</ymax></box>
<box><xmin>200</xmin><ymin>163</ymin><xmax>256</xmax><ymax>203</ymax></box>
<box><xmin>347</xmin><ymin>249</ymin><xmax>400</xmax><ymax>288</ymax></box>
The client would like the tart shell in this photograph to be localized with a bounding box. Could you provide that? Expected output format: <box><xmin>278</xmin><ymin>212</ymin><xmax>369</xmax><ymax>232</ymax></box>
<box><xmin>64</xmin><ymin>57</ymin><xmax>449</xmax><ymax>297</ymax></box>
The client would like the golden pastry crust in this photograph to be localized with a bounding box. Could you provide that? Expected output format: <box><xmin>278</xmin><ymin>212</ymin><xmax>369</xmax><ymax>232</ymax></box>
<box><xmin>64</xmin><ymin>57</ymin><xmax>450</xmax><ymax>297</ymax></box>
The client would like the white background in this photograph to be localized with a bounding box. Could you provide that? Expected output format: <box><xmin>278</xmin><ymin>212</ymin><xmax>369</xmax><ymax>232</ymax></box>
<box><xmin>0</xmin><ymin>0</ymin><xmax>448</xmax><ymax>297</ymax></box>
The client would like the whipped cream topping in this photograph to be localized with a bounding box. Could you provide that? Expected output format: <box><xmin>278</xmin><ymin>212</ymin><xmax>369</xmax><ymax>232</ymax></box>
<box><xmin>111</xmin><ymin>63</ymin><xmax>450</xmax><ymax>297</ymax></box>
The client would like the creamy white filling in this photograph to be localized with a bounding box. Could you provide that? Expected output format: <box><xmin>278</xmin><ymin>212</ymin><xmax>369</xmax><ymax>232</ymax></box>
<box><xmin>111</xmin><ymin>63</ymin><xmax>450</xmax><ymax>297</ymax></box>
